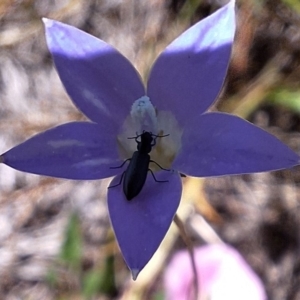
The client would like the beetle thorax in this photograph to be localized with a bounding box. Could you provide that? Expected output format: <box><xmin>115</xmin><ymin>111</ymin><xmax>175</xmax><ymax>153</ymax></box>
<box><xmin>137</xmin><ymin>132</ymin><xmax>154</xmax><ymax>154</ymax></box>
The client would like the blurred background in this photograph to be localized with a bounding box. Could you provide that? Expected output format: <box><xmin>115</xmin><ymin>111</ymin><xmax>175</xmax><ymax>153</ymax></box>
<box><xmin>0</xmin><ymin>0</ymin><xmax>300</xmax><ymax>299</ymax></box>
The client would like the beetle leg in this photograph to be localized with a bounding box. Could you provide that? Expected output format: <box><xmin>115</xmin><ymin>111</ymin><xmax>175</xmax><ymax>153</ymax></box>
<box><xmin>110</xmin><ymin>158</ymin><xmax>131</xmax><ymax>169</ymax></box>
<box><xmin>108</xmin><ymin>171</ymin><xmax>126</xmax><ymax>188</ymax></box>
<box><xmin>148</xmin><ymin>169</ymin><xmax>168</xmax><ymax>183</ymax></box>
<box><xmin>149</xmin><ymin>160</ymin><xmax>170</xmax><ymax>171</ymax></box>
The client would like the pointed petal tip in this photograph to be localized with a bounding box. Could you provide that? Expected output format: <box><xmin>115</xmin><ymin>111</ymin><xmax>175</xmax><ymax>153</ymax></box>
<box><xmin>225</xmin><ymin>0</ymin><xmax>235</xmax><ymax>8</ymax></box>
<box><xmin>287</xmin><ymin>151</ymin><xmax>300</xmax><ymax>167</ymax></box>
<box><xmin>131</xmin><ymin>269</ymin><xmax>140</xmax><ymax>280</ymax></box>
<box><xmin>0</xmin><ymin>155</ymin><xmax>4</xmax><ymax>163</ymax></box>
<box><xmin>42</xmin><ymin>17</ymin><xmax>53</xmax><ymax>27</ymax></box>
<box><xmin>295</xmin><ymin>157</ymin><xmax>300</xmax><ymax>167</ymax></box>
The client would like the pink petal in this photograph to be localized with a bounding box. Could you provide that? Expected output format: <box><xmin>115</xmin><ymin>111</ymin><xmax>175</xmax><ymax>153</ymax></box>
<box><xmin>164</xmin><ymin>244</ymin><xmax>267</xmax><ymax>300</ymax></box>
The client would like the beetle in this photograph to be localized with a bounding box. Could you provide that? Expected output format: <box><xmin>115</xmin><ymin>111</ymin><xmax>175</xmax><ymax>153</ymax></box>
<box><xmin>110</xmin><ymin>131</ymin><xmax>169</xmax><ymax>200</ymax></box>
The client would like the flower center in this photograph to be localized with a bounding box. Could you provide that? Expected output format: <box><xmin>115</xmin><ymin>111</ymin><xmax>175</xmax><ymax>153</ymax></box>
<box><xmin>117</xmin><ymin>96</ymin><xmax>182</xmax><ymax>170</ymax></box>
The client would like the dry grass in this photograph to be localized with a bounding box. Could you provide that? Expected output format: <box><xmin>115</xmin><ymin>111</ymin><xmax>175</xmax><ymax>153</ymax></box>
<box><xmin>0</xmin><ymin>0</ymin><xmax>300</xmax><ymax>299</ymax></box>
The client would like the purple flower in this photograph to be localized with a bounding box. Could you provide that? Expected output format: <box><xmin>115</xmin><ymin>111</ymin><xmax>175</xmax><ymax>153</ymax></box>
<box><xmin>164</xmin><ymin>244</ymin><xmax>267</xmax><ymax>300</ymax></box>
<box><xmin>0</xmin><ymin>0</ymin><xmax>298</xmax><ymax>279</ymax></box>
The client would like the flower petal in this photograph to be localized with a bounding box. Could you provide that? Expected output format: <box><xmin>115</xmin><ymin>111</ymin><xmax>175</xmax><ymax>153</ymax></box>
<box><xmin>1</xmin><ymin>122</ymin><xmax>122</xmax><ymax>179</ymax></box>
<box><xmin>173</xmin><ymin>112</ymin><xmax>299</xmax><ymax>177</ymax></box>
<box><xmin>107</xmin><ymin>170</ymin><xmax>182</xmax><ymax>279</ymax></box>
<box><xmin>164</xmin><ymin>244</ymin><xmax>266</xmax><ymax>300</ymax></box>
<box><xmin>43</xmin><ymin>19</ymin><xmax>145</xmax><ymax>134</ymax></box>
<box><xmin>147</xmin><ymin>0</ymin><xmax>236</xmax><ymax>127</ymax></box>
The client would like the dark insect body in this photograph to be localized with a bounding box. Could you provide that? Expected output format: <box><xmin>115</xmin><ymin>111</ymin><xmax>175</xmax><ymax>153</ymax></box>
<box><xmin>110</xmin><ymin>131</ymin><xmax>169</xmax><ymax>200</ymax></box>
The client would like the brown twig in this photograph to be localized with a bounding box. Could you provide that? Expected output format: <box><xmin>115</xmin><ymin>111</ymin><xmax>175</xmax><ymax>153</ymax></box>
<box><xmin>174</xmin><ymin>214</ymin><xmax>199</xmax><ymax>300</ymax></box>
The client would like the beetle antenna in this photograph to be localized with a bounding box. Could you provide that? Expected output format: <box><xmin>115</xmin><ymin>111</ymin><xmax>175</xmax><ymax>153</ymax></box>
<box><xmin>152</xmin><ymin>133</ymin><xmax>170</xmax><ymax>138</ymax></box>
<box><xmin>128</xmin><ymin>131</ymin><xmax>140</xmax><ymax>140</ymax></box>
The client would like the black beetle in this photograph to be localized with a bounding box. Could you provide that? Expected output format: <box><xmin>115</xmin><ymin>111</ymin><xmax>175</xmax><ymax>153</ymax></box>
<box><xmin>110</xmin><ymin>131</ymin><xmax>169</xmax><ymax>200</ymax></box>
